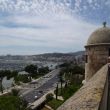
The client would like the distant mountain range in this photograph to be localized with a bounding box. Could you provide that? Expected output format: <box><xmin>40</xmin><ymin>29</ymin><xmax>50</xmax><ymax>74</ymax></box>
<box><xmin>68</xmin><ymin>51</ymin><xmax>85</xmax><ymax>56</ymax></box>
<box><xmin>37</xmin><ymin>51</ymin><xmax>85</xmax><ymax>57</ymax></box>
<box><xmin>0</xmin><ymin>51</ymin><xmax>85</xmax><ymax>61</ymax></box>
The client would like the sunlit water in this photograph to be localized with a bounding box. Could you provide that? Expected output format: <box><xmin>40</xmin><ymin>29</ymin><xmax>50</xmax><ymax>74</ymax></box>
<box><xmin>2</xmin><ymin>77</ymin><xmax>14</xmax><ymax>89</ymax></box>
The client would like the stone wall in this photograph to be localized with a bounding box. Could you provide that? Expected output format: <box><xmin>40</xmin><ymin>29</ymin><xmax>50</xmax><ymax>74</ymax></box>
<box><xmin>57</xmin><ymin>64</ymin><xmax>108</xmax><ymax>110</ymax></box>
<box><xmin>85</xmin><ymin>45</ymin><xmax>110</xmax><ymax>81</ymax></box>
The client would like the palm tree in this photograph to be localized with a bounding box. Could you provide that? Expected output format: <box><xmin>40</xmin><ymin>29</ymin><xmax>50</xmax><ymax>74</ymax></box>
<box><xmin>59</xmin><ymin>76</ymin><xmax>63</xmax><ymax>95</ymax></box>
<box><xmin>59</xmin><ymin>70</ymin><xmax>64</xmax><ymax>95</ymax></box>
<box><xmin>56</xmin><ymin>83</ymin><xmax>58</xmax><ymax>100</ymax></box>
<box><xmin>0</xmin><ymin>70</ymin><xmax>5</xmax><ymax>93</ymax></box>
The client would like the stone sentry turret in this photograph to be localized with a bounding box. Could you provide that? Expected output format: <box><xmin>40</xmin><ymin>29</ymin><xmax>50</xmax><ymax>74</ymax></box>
<box><xmin>57</xmin><ymin>23</ymin><xmax>110</xmax><ymax>110</ymax></box>
<box><xmin>85</xmin><ymin>22</ymin><xmax>110</xmax><ymax>82</ymax></box>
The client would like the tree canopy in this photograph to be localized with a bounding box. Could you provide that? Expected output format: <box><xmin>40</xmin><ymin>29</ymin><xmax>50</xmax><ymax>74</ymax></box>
<box><xmin>25</xmin><ymin>64</ymin><xmax>37</xmax><ymax>74</ymax></box>
<box><xmin>38</xmin><ymin>66</ymin><xmax>49</xmax><ymax>74</ymax></box>
<box><xmin>24</xmin><ymin>64</ymin><xmax>37</xmax><ymax>81</ymax></box>
<box><xmin>0</xmin><ymin>95</ymin><xmax>28</xmax><ymax>110</ymax></box>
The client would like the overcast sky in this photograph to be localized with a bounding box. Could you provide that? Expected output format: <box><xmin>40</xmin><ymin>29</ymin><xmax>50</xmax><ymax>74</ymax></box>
<box><xmin>0</xmin><ymin>0</ymin><xmax>109</xmax><ymax>55</ymax></box>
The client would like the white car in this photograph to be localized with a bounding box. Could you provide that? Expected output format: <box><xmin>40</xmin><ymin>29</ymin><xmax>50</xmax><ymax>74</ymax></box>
<box><xmin>34</xmin><ymin>96</ymin><xmax>38</xmax><ymax>99</ymax></box>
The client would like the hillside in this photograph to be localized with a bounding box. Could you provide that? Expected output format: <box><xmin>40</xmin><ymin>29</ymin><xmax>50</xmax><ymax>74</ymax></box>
<box><xmin>0</xmin><ymin>51</ymin><xmax>85</xmax><ymax>61</ymax></box>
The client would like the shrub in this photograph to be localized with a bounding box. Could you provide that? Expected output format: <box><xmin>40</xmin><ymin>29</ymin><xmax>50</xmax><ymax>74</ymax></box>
<box><xmin>11</xmin><ymin>89</ymin><xmax>19</xmax><ymax>96</ymax></box>
<box><xmin>46</xmin><ymin>93</ymin><xmax>54</xmax><ymax>102</ymax></box>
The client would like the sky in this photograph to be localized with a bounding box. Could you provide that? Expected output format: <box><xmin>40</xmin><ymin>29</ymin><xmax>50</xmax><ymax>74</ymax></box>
<box><xmin>0</xmin><ymin>0</ymin><xmax>109</xmax><ymax>55</ymax></box>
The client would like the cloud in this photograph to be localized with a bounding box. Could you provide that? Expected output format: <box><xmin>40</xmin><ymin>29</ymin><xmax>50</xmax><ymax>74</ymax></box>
<box><xmin>0</xmin><ymin>0</ymin><xmax>98</xmax><ymax>55</ymax></box>
<box><xmin>0</xmin><ymin>0</ymin><xmax>72</xmax><ymax>15</ymax></box>
<box><xmin>0</xmin><ymin>14</ymin><xmax>97</xmax><ymax>53</ymax></box>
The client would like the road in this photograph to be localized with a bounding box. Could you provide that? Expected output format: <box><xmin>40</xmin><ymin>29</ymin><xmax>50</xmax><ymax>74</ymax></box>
<box><xmin>21</xmin><ymin>69</ymin><xmax>60</xmax><ymax>103</ymax></box>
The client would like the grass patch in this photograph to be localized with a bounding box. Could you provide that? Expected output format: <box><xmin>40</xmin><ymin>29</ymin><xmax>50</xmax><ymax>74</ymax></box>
<box><xmin>47</xmin><ymin>98</ymin><xmax>63</xmax><ymax>110</ymax></box>
<box><xmin>0</xmin><ymin>95</ymin><xmax>27</xmax><ymax>110</ymax></box>
<box><xmin>47</xmin><ymin>84</ymin><xmax>81</xmax><ymax>110</ymax></box>
<box><xmin>61</xmin><ymin>84</ymin><xmax>81</xmax><ymax>100</ymax></box>
<box><xmin>0</xmin><ymin>96</ymin><xmax>20</xmax><ymax>110</ymax></box>
<box><xmin>54</xmin><ymin>84</ymin><xmax>81</xmax><ymax>100</ymax></box>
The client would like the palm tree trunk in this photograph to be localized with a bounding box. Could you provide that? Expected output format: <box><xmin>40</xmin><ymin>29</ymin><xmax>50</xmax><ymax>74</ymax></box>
<box><xmin>56</xmin><ymin>84</ymin><xmax>58</xmax><ymax>100</ymax></box>
<box><xmin>0</xmin><ymin>78</ymin><xmax>3</xmax><ymax>93</ymax></box>
<box><xmin>61</xmin><ymin>81</ymin><xmax>63</xmax><ymax>95</ymax></box>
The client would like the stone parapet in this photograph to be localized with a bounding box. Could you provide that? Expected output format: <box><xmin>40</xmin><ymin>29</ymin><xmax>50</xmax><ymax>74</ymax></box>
<box><xmin>57</xmin><ymin>64</ymin><xmax>108</xmax><ymax>110</ymax></box>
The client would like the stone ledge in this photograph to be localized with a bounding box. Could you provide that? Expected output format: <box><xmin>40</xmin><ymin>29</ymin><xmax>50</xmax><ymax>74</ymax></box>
<box><xmin>57</xmin><ymin>64</ymin><xmax>108</xmax><ymax>110</ymax></box>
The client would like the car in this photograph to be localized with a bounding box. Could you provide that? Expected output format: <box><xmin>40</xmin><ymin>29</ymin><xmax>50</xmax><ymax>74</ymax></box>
<box><xmin>34</xmin><ymin>96</ymin><xmax>38</xmax><ymax>99</ymax></box>
<box><xmin>30</xmin><ymin>80</ymin><xmax>38</xmax><ymax>84</ymax></box>
<box><xmin>39</xmin><ymin>90</ymin><xmax>43</xmax><ymax>94</ymax></box>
